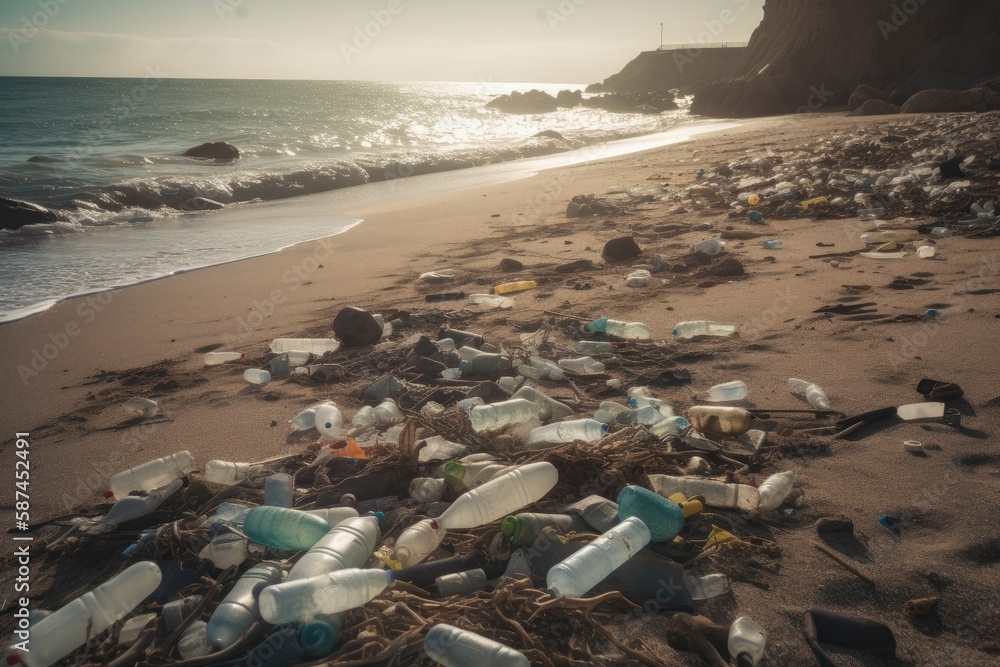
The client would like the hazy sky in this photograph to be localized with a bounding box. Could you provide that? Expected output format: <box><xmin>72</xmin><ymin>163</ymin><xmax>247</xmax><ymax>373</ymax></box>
<box><xmin>0</xmin><ymin>0</ymin><xmax>764</xmax><ymax>83</ymax></box>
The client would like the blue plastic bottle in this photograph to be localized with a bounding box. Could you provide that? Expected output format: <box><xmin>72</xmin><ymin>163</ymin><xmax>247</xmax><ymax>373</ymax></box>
<box><xmin>616</xmin><ymin>485</ymin><xmax>684</xmax><ymax>542</ymax></box>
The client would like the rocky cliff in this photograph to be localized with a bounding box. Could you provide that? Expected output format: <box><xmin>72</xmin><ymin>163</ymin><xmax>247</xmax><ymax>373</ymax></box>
<box><xmin>587</xmin><ymin>47</ymin><xmax>745</xmax><ymax>94</ymax></box>
<box><xmin>691</xmin><ymin>0</ymin><xmax>1000</xmax><ymax>118</ymax></box>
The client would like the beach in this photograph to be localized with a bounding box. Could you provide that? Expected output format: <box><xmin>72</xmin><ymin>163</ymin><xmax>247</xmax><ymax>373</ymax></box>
<box><xmin>3</xmin><ymin>112</ymin><xmax>1000</xmax><ymax>664</ymax></box>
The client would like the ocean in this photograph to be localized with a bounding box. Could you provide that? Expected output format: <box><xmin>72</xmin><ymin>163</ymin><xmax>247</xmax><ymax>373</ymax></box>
<box><xmin>0</xmin><ymin>77</ymin><xmax>722</xmax><ymax>321</ymax></box>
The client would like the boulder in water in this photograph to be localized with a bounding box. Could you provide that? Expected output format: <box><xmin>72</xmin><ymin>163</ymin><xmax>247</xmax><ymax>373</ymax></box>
<box><xmin>486</xmin><ymin>90</ymin><xmax>559</xmax><ymax>114</ymax></box>
<box><xmin>183</xmin><ymin>142</ymin><xmax>241</xmax><ymax>160</ymax></box>
<box><xmin>556</xmin><ymin>89</ymin><xmax>582</xmax><ymax>108</ymax></box>
<box><xmin>0</xmin><ymin>196</ymin><xmax>58</xmax><ymax>231</ymax></box>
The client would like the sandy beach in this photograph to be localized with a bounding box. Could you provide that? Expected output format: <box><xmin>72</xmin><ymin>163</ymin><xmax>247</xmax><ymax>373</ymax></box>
<box><xmin>3</xmin><ymin>112</ymin><xmax>1000</xmax><ymax>665</ymax></box>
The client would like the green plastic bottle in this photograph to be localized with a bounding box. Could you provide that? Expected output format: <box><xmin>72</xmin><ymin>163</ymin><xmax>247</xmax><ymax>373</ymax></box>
<box><xmin>242</xmin><ymin>506</ymin><xmax>330</xmax><ymax>551</ymax></box>
<box><xmin>616</xmin><ymin>485</ymin><xmax>684</xmax><ymax>542</ymax></box>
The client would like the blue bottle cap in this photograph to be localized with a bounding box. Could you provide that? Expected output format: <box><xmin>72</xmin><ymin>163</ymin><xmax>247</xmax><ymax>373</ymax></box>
<box><xmin>926</xmin><ymin>309</ymin><xmax>939</xmax><ymax>317</ymax></box>
<box><xmin>372</xmin><ymin>511</ymin><xmax>385</xmax><ymax>523</ymax></box>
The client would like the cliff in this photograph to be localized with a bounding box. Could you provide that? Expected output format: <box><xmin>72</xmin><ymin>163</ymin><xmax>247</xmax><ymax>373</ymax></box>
<box><xmin>691</xmin><ymin>0</ymin><xmax>1000</xmax><ymax>118</ymax></box>
<box><xmin>587</xmin><ymin>47</ymin><xmax>746</xmax><ymax>94</ymax></box>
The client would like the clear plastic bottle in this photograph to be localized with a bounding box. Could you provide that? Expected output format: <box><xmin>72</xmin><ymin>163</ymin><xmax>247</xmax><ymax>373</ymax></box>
<box><xmin>510</xmin><ymin>386</ymin><xmax>573</xmax><ymax>421</ymax></box>
<box><xmin>122</xmin><ymin>397</ymin><xmax>158</xmax><ymax>418</ymax></box>
<box><xmin>698</xmin><ymin>381</ymin><xmax>749</xmax><ymax>402</ymax></box>
<box><xmin>625</xmin><ymin>270</ymin><xmax>651</xmax><ymax>287</ymax></box>
<box><xmin>410</xmin><ymin>477</ymin><xmax>447</xmax><ymax>502</ymax></box>
<box><xmin>444</xmin><ymin>461</ymin><xmax>510</xmax><ymax>491</ymax></box>
<box><xmin>352</xmin><ymin>399</ymin><xmax>403</xmax><ymax>426</ymax></box>
<box><xmin>757</xmin><ymin>471</ymin><xmax>794</xmax><ymax>513</ymax></box>
<box><xmin>648</xmin><ymin>475</ymin><xmax>759</xmax><ymax>511</ymax></box>
<box><xmin>648</xmin><ymin>416</ymin><xmax>691</xmax><ymax>437</ymax></box>
<box><xmin>305</xmin><ymin>507</ymin><xmax>360</xmax><ymax>527</ymax></box>
<box><xmin>762</xmin><ymin>240</ymin><xmax>783</xmax><ymax>250</ymax></box>
<box><xmin>206</xmin><ymin>563</ymin><xmax>282</xmax><ymax>650</ymax></box>
<box><xmin>557</xmin><ymin>356</ymin><xmax>605</xmax><ymax>374</ymax></box>
<box><xmin>457</xmin><ymin>396</ymin><xmax>485</xmax><ymax>411</ymax></box>
<box><xmin>683</xmin><ymin>572</ymin><xmax>729</xmax><ymax>600</ymax></box>
<box><xmin>100</xmin><ymin>478</ymin><xmax>183</xmax><ymax>527</ymax></box>
<box><xmin>469</xmin><ymin>293</ymin><xmax>514</xmax><ymax>309</ymax></box>
<box><xmin>242</xmin><ymin>507</ymin><xmax>331</xmax><ymax>551</ymax></box>
<box><xmin>437</xmin><ymin>462</ymin><xmax>559</xmax><ymax>530</ymax></box>
<box><xmin>585</xmin><ymin>317</ymin><xmax>652</xmax><ymax>340</ymax></box>
<box><xmin>691</xmin><ymin>239</ymin><xmax>725</xmax><ymax>255</ymax></box>
<box><xmin>460</xmin><ymin>353</ymin><xmax>512</xmax><ymax>375</ymax></box>
<box><xmin>616</xmin><ymin>485</ymin><xmax>684</xmax><ymax>542</ymax></box>
<box><xmin>686</xmin><ymin>406</ymin><xmax>755</xmax><ymax>437</ymax></box>
<box><xmin>205</xmin><ymin>460</ymin><xmax>258</xmax><ymax>485</ymax></box>
<box><xmin>728</xmin><ymin>617</ymin><xmax>767</xmax><ymax>667</ymax></box>
<box><xmin>526</xmin><ymin>419</ymin><xmax>608</xmax><ymax>447</ymax></box>
<box><xmin>436</xmin><ymin>569</ymin><xmax>488</xmax><ymax>597</ymax></box>
<box><xmin>244</xmin><ymin>368</ymin><xmax>271</xmax><ymax>385</ymax></box>
<box><xmin>671</xmin><ymin>321</ymin><xmax>736</xmax><ymax>339</ymax></box>
<box><xmin>314</xmin><ymin>403</ymin><xmax>343</xmax><ymax>439</ymax></box>
<box><xmin>501</xmin><ymin>513</ymin><xmax>580</xmax><ymax>546</ymax></box>
<box><xmin>204</xmin><ymin>351</ymin><xmax>245</xmax><ymax>365</ymax></box>
<box><xmin>260</xmin><ymin>568</ymin><xmax>392</xmax><ymax>624</ymax></box>
<box><xmin>594</xmin><ymin>401</ymin><xmax>637</xmax><ymax>426</ymax></box>
<box><xmin>424</xmin><ymin>624</ymin><xmax>530</xmax><ymax>667</ymax></box>
<box><xmin>468</xmin><ymin>399</ymin><xmax>538</xmax><ymax>432</ymax></box>
<box><xmin>787</xmin><ymin>378</ymin><xmax>830</xmax><ymax>409</ymax></box>
<box><xmin>199</xmin><ymin>532</ymin><xmax>249</xmax><ymax>569</ymax></box>
<box><xmin>19</xmin><ymin>562</ymin><xmax>162</xmax><ymax>667</ymax></box>
<box><xmin>394</xmin><ymin>519</ymin><xmax>446</xmax><ymax>568</ymax></box>
<box><xmin>270</xmin><ymin>338</ymin><xmax>341</xmax><ymax>355</ymax></box>
<box><xmin>573</xmin><ymin>340</ymin><xmax>613</xmax><ymax>355</ymax></box>
<box><xmin>546</xmin><ymin>517</ymin><xmax>651</xmax><ymax>598</ymax></box>
<box><xmin>289</xmin><ymin>401</ymin><xmax>334</xmax><ymax>432</ymax></box>
<box><xmin>287</xmin><ymin>515</ymin><xmax>381</xmax><ymax>582</ymax></box>
<box><xmin>527</xmin><ymin>356</ymin><xmax>565</xmax><ymax>379</ymax></box>
<box><xmin>110</xmin><ymin>451</ymin><xmax>194</xmax><ymax>499</ymax></box>
<box><xmin>264</xmin><ymin>473</ymin><xmax>294</xmax><ymax>508</ymax></box>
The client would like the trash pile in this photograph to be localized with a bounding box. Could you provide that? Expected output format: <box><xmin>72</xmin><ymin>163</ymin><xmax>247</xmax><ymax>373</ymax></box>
<box><xmin>656</xmin><ymin>111</ymin><xmax>1000</xmax><ymax>237</ymax></box>
<box><xmin>7</xmin><ymin>300</ymin><xmax>970</xmax><ymax>667</ymax></box>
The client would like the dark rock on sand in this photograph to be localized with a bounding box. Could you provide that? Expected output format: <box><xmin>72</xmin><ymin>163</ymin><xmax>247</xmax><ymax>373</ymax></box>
<box><xmin>602</xmin><ymin>236</ymin><xmax>643</xmax><ymax>262</ymax></box>
<box><xmin>486</xmin><ymin>90</ymin><xmax>559</xmax><ymax>114</ymax></box>
<box><xmin>566</xmin><ymin>195</ymin><xmax>623</xmax><ymax>218</ymax></box>
<box><xmin>555</xmin><ymin>259</ymin><xmax>595</xmax><ymax>274</ymax></box>
<box><xmin>183</xmin><ymin>142</ymin><xmax>241</xmax><ymax>160</ymax></box>
<box><xmin>901</xmin><ymin>87</ymin><xmax>1000</xmax><ymax>114</ymax></box>
<box><xmin>532</xmin><ymin>130</ymin><xmax>566</xmax><ymax>141</ymax></box>
<box><xmin>499</xmin><ymin>258</ymin><xmax>524</xmax><ymax>272</ymax></box>
<box><xmin>848</xmin><ymin>99</ymin><xmax>902</xmax><ymax>116</ymax></box>
<box><xmin>849</xmin><ymin>84</ymin><xmax>891</xmax><ymax>111</ymax></box>
<box><xmin>0</xmin><ymin>196</ymin><xmax>58</xmax><ymax>231</ymax></box>
<box><xmin>701</xmin><ymin>257</ymin><xmax>745</xmax><ymax>278</ymax></box>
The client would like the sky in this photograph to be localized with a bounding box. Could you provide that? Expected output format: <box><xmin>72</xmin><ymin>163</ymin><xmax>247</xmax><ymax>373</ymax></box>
<box><xmin>0</xmin><ymin>0</ymin><xmax>764</xmax><ymax>83</ymax></box>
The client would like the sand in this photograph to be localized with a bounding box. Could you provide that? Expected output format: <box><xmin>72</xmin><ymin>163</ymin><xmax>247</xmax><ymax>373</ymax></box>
<box><xmin>2</xmin><ymin>113</ymin><xmax>999</xmax><ymax>665</ymax></box>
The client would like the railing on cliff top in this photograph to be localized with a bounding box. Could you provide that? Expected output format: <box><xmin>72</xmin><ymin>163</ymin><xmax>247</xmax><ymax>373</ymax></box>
<box><xmin>654</xmin><ymin>41</ymin><xmax>749</xmax><ymax>51</ymax></box>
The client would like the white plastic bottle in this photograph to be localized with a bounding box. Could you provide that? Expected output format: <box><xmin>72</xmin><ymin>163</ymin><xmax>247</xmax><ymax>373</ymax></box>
<box><xmin>410</xmin><ymin>477</ymin><xmax>447</xmax><ymax>502</ymax></box>
<box><xmin>526</xmin><ymin>419</ymin><xmax>608</xmax><ymax>447</ymax></box>
<box><xmin>468</xmin><ymin>399</ymin><xmax>538</xmax><ymax>432</ymax></box>
<box><xmin>100</xmin><ymin>478</ymin><xmax>183</xmax><ymax>527</ymax></box>
<box><xmin>305</xmin><ymin>506</ymin><xmax>360</xmax><ymax>527</ymax></box>
<box><xmin>691</xmin><ymin>238</ymin><xmax>725</xmax><ymax>255</ymax></box>
<box><xmin>648</xmin><ymin>475</ymin><xmax>759</xmax><ymax>511</ymax></box>
<box><xmin>787</xmin><ymin>378</ymin><xmax>830</xmax><ymax>409</ymax></box>
<box><xmin>546</xmin><ymin>517</ymin><xmax>651</xmax><ymax>598</ymax></box>
<box><xmin>897</xmin><ymin>402</ymin><xmax>945</xmax><ymax>421</ymax></box>
<box><xmin>698</xmin><ymin>381</ymin><xmax>749</xmax><ymax>402</ymax></box>
<box><xmin>314</xmin><ymin>403</ymin><xmax>343</xmax><ymax>439</ymax></box>
<box><xmin>756</xmin><ymin>471</ymin><xmax>794</xmax><ymax>512</ymax></box>
<box><xmin>199</xmin><ymin>532</ymin><xmax>249</xmax><ymax>570</ymax></box>
<box><xmin>20</xmin><ymin>562</ymin><xmax>162</xmax><ymax>667</ymax></box>
<box><xmin>264</xmin><ymin>473</ymin><xmax>294</xmax><ymax>508</ymax></box>
<box><xmin>287</xmin><ymin>515</ymin><xmax>381</xmax><ymax>582</ymax></box>
<box><xmin>424</xmin><ymin>624</ymin><xmax>530</xmax><ymax>667</ymax></box>
<box><xmin>586</xmin><ymin>318</ymin><xmax>652</xmax><ymax>340</ymax></box>
<box><xmin>573</xmin><ymin>340</ymin><xmax>613</xmax><ymax>355</ymax></box>
<box><xmin>557</xmin><ymin>357</ymin><xmax>605</xmax><ymax>374</ymax></box>
<box><xmin>204</xmin><ymin>351</ymin><xmax>245</xmax><ymax>365</ymax></box>
<box><xmin>270</xmin><ymin>338</ymin><xmax>340</xmax><ymax>355</ymax></box>
<box><xmin>352</xmin><ymin>399</ymin><xmax>403</xmax><ymax>426</ymax></box>
<box><xmin>684</xmin><ymin>572</ymin><xmax>730</xmax><ymax>600</ymax></box>
<box><xmin>728</xmin><ymin>617</ymin><xmax>767</xmax><ymax>667</ymax></box>
<box><xmin>259</xmin><ymin>568</ymin><xmax>393</xmax><ymax>623</ymax></box>
<box><xmin>206</xmin><ymin>563</ymin><xmax>282</xmax><ymax>650</ymax></box>
<box><xmin>110</xmin><ymin>451</ymin><xmax>194</xmax><ymax>499</ymax></box>
<box><xmin>510</xmin><ymin>386</ymin><xmax>575</xmax><ymax>421</ymax></box>
<box><xmin>437</xmin><ymin>462</ymin><xmax>559</xmax><ymax>530</ymax></box>
<box><xmin>205</xmin><ymin>460</ymin><xmax>256</xmax><ymax>485</ymax></box>
<box><xmin>393</xmin><ymin>519</ymin><xmax>446</xmax><ymax>568</ymax></box>
<box><xmin>289</xmin><ymin>401</ymin><xmax>335</xmax><ymax>431</ymax></box>
<box><xmin>244</xmin><ymin>369</ymin><xmax>271</xmax><ymax>385</ymax></box>
<box><xmin>672</xmin><ymin>321</ymin><xmax>736</xmax><ymax>339</ymax></box>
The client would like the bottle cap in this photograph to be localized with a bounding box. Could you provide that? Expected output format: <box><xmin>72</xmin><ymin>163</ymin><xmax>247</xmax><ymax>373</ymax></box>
<box><xmin>429</xmin><ymin>519</ymin><xmax>440</xmax><ymax>530</ymax></box>
<box><xmin>340</xmin><ymin>494</ymin><xmax>357</xmax><ymax>507</ymax></box>
<box><xmin>372</xmin><ymin>511</ymin><xmax>385</xmax><ymax>523</ymax></box>
<box><xmin>103</xmin><ymin>490</ymin><xmax>114</xmax><ymax>499</ymax></box>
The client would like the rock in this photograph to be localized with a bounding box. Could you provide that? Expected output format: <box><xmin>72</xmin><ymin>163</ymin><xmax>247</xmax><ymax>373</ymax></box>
<box><xmin>705</xmin><ymin>257</ymin><xmax>745</xmax><ymax>277</ymax></box>
<box><xmin>601</xmin><ymin>236</ymin><xmax>643</xmax><ymax>262</ymax></box>
<box><xmin>499</xmin><ymin>258</ymin><xmax>524</xmax><ymax>272</ymax></box>
<box><xmin>27</xmin><ymin>155</ymin><xmax>58</xmax><ymax>163</ymax></box>
<box><xmin>182</xmin><ymin>197</ymin><xmax>226</xmax><ymax>211</ymax></box>
<box><xmin>847</xmin><ymin>99</ymin><xmax>902</xmax><ymax>116</ymax></box>
<box><xmin>486</xmin><ymin>90</ymin><xmax>558</xmax><ymax>114</ymax></box>
<box><xmin>889</xmin><ymin>90</ymin><xmax>910</xmax><ymax>107</ymax></box>
<box><xmin>532</xmin><ymin>130</ymin><xmax>566</xmax><ymax>141</ymax></box>
<box><xmin>0</xmin><ymin>196</ymin><xmax>58</xmax><ymax>231</ymax></box>
<box><xmin>554</xmin><ymin>259</ymin><xmax>595</xmax><ymax>274</ymax></box>
<box><xmin>566</xmin><ymin>194</ymin><xmax>622</xmax><ymax>218</ymax></box>
<box><xmin>333</xmin><ymin>307</ymin><xmax>383</xmax><ymax>348</ymax></box>
<box><xmin>901</xmin><ymin>87</ymin><xmax>1000</xmax><ymax>114</ymax></box>
<box><xmin>904</xmin><ymin>596</ymin><xmax>939</xmax><ymax>618</ymax></box>
<box><xmin>849</xmin><ymin>84</ymin><xmax>891</xmax><ymax>111</ymax></box>
<box><xmin>183</xmin><ymin>142</ymin><xmax>241</xmax><ymax>160</ymax></box>
<box><xmin>555</xmin><ymin>90</ymin><xmax>582</xmax><ymax>108</ymax></box>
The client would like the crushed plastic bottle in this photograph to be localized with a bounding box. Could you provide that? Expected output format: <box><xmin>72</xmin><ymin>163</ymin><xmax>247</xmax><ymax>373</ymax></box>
<box><xmin>501</xmin><ymin>513</ymin><xmax>581</xmax><ymax>546</ymax></box>
<box><xmin>672</xmin><ymin>321</ymin><xmax>736</xmax><ymax>339</ymax></box>
<box><xmin>787</xmin><ymin>378</ymin><xmax>831</xmax><ymax>409</ymax></box>
<box><xmin>547</xmin><ymin>517</ymin><xmax>651</xmax><ymax>597</ymax></box>
<box><xmin>435</xmin><ymin>568</ymin><xmax>488</xmax><ymax>597</ymax></box>
<box><xmin>917</xmin><ymin>246</ymin><xmax>936</xmax><ymax>259</ymax></box>
<box><xmin>270</xmin><ymin>338</ymin><xmax>341</xmax><ymax>355</ymax></box>
<box><xmin>199</xmin><ymin>532</ymin><xmax>249</xmax><ymax>570</ymax></box>
<box><xmin>691</xmin><ymin>239</ymin><xmax>725</xmax><ymax>255</ymax></box>
<box><xmin>557</xmin><ymin>357</ymin><xmax>605</xmax><ymax>374</ymax></box>
<box><xmin>393</xmin><ymin>519</ymin><xmax>446</xmax><ymax>568</ymax></box>
<box><xmin>683</xmin><ymin>572</ymin><xmax>729</xmax><ymax>600</ymax></box>
<box><xmin>469</xmin><ymin>293</ymin><xmax>514</xmax><ymax>309</ymax></box>
<box><xmin>729</xmin><ymin>617</ymin><xmax>767</xmax><ymax>667</ymax></box>
<box><xmin>352</xmin><ymin>399</ymin><xmax>403</xmax><ymax>426</ymax></box>
<box><xmin>260</xmin><ymin>569</ymin><xmax>393</xmax><ymax>623</ymax></box>
<box><xmin>686</xmin><ymin>406</ymin><xmax>755</xmax><ymax>437</ymax></box>
<box><xmin>206</xmin><ymin>563</ymin><xmax>282</xmax><ymax>650</ymax></box>
<box><xmin>625</xmin><ymin>270</ymin><xmax>651</xmax><ymax>287</ymax></box>
<box><xmin>573</xmin><ymin>340</ymin><xmax>614</xmax><ymax>355</ymax></box>
<box><xmin>526</xmin><ymin>419</ymin><xmax>608</xmax><ymax>447</ymax></box>
<box><xmin>459</xmin><ymin>353</ymin><xmax>512</xmax><ymax>376</ymax></box>
<box><xmin>205</xmin><ymin>460</ymin><xmax>259</xmax><ymax>485</ymax></box>
<box><xmin>110</xmin><ymin>451</ymin><xmax>194</xmax><ymax>499</ymax></box>
<box><xmin>510</xmin><ymin>386</ymin><xmax>574</xmax><ymax>421</ymax></box>
<box><xmin>697</xmin><ymin>381</ymin><xmax>749</xmax><ymax>402</ymax></box>
<box><xmin>526</xmin><ymin>355</ymin><xmax>565</xmax><ymax>379</ymax></box>
<box><xmin>410</xmin><ymin>477</ymin><xmax>447</xmax><ymax>503</ymax></box>
<box><xmin>585</xmin><ymin>317</ymin><xmax>652</xmax><ymax>340</ymax></box>
<box><xmin>762</xmin><ymin>240</ymin><xmax>783</xmax><ymax>250</ymax></box>
<box><xmin>468</xmin><ymin>399</ymin><xmax>538</xmax><ymax>432</ymax></box>
<box><xmin>437</xmin><ymin>462</ymin><xmax>559</xmax><ymax>530</ymax></box>
<box><xmin>244</xmin><ymin>369</ymin><xmax>271</xmax><ymax>385</ymax></box>
<box><xmin>204</xmin><ymin>351</ymin><xmax>245</xmax><ymax>365</ymax></box>
<box><xmin>424</xmin><ymin>624</ymin><xmax>530</xmax><ymax>667</ymax></box>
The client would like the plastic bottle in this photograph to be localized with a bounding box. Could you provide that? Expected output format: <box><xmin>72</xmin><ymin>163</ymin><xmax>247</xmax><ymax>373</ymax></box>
<box><xmin>469</xmin><ymin>293</ymin><xmax>513</xmax><ymax>309</ymax></box>
<box><xmin>501</xmin><ymin>513</ymin><xmax>583</xmax><ymax>546</ymax></box>
<box><xmin>917</xmin><ymin>245</ymin><xmax>936</xmax><ymax>259</ymax></box>
<box><xmin>573</xmin><ymin>340</ymin><xmax>613</xmax><ymax>355</ymax></box>
<box><xmin>698</xmin><ymin>381</ymin><xmax>748</xmax><ymax>402</ymax></box>
<box><xmin>200</xmin><ymin>532</ymin><xmax>249</xmax><ymax>569</ymax></box>
<box><xmin>244</xmin><ymin>369</ymin><xmax>271</xmax><ymax>385</ymax></box>
<box><xmin>444</xmin><ymin>461</ymin><xmax>510</xmax><ymax>491</ymax></box>
<box><xmin>557</xmin><ymin>356</ymin><xmax>605</xmax><ymax>374</ymax></box>
<box><xmin>457</xmin><ymin>396</ymin><xmax>485</xmax><ymax>411</ymax></box>
<box><xmin>242</xmin><ymin>507</ymin><xmax>331</xmax><ymax>551</ymax></box>
<box><xmin>205</xmin><ymin>460</ymin><xmax>259</xmax><ymax>485</ymax></box>
<box><xmin>928</xmin><ymin>227</ymin><xmax>952</xmax><ymax>239</ymax></box>
<box><xmin>648</xmin><ymin>475</ymin><xmax>759</xmax><ymax>511</ymax></box>
<box><xmin>100</xmin><ymin>478</ymin><xmax>183</xmax><ymax>527</ymax></box>
<box><xmin>757</xmin><ymin>471</ymin><xmax>794</xmax><ymax>512</ymax></box>
<box><xmin>897</xmin><ymin>402</ymin><xmax>945</xmax><ymax>421</ymax></box>
<box><xmin>260</xmin><ymin>568</ymin><xmax>393</xmax><ymax>623</ymax></box>
<box><xmin>394</xmin><ymin>519</ymin><xmax>446</xmax><ymax>568</ymax></box>
<box><xmin>459</xmin><ymin>353</ymin><xmax>512</xmax><ymax>375</ymax></box>
<box><xmin>526</xmin><ymin>419</ymin><xmax>607</xmax><ymax>447</ymax></box>
<box><xmin>526</xmin><ymin>356</ymin><xmax>565</xmax><ymax>379</ymax></box>
<box><xmin>616</xmin><ymin>485</ymin><xmax>684</xmax><ymax>542</ymax></box>
<box><xmin>410</xmin><ymin>477</ymin><xmax>447</xmax><ymax>502</ymax></box>
<box><xmin>594</xmin><ymin>401</ymin><xmax>637</xmax><ymax>426</ymax></box>
<box><xmin>762</xmin><ymin>240</ymin><xmax>783</xmax><ymax>250</ymax></box>
<box><xmin>19</xmin><ymin>562</ymin><xmax>162</xmax><ymax>667</ymax></box>
<box><xmin>424</xmin><ymin>624</ymin><xmax>530</xmax><ymax>667</ymax></box>
<box><xmin>691</xmin><ymin>239</ymin><xmax>725</xmax><ymax>255</ymax></box>
<box><xmin>287</xmin><ymin>515</ymin><xmax>381</xmax><ymax>582</ymax></box>
<box><xmin>110</xmin><ymin>451</ymin><xmax>194</xmax><ymax>499</ymax></box>
<box><xmin>510</xmin><ymin>386</ymin><xmax>574</xmax><ymax>421</ymax></box>
<box><xmin>436</xmin><ymin>568</ymin><xmax>488</xmax><ymax>597</ymax></box>
<box><xmin>437</xmin><ymin>462</ymin><xmax>559</xmax><ymax>530</ymax></box>
<box><xmin>439</xmin><ymin>329</ymin><xmax>484</xmax><ymax>349</ymax></box>
<box><xmin>122</xmin><ymin>397</ymin><xmax>159</xmax><ymax>418</ymax></box>
<box><xmin>787</xmin><ymin>378</ymin><xmax>831</xmax><ymax>410</ymax></box>
<box><xmin>729</xmin><ymin>617</ymin><xmax>767</xmax><ymax>667</ymax></box>
<box><xmin>206</xmin><ymin>563</ymin><xmax>282</xmax><ymax>650</ymax></box>
<box><xmin>494</xmin><ymin>280</ymin><xmax>537</xmax><ymax>295</ymax></box>
<box><xmin>204</xmin><ymin>351</ymin><xmax>245</xmax><ymax>365</ymax></box>
<box><xmin>684</xmin><ymin>572</ymin><xmax>729</xmax><ymax>600</ymax></box>
<box><xmin>625</xmin><ymin>270</ymin><xmax>651</xmax><ymax>288</ymax></box>
<box><xmin>648</xmin><ymin>416</ymin><xmax>691</xmax><ymax>437</ymax></box>
<box><xmin>686</xmin><ymin>406</ymin><xmax>755</xmax><ymax>437</ymax></box>
<box><xmin>270</xmin><ymin>338</ymin><xmax>340</xmax><ymax>355</ymax></box>
<box><xmin>585</xmin><ymin>318</ymin><xmax>652</xmax><ymax>340</ymax></box>
<box><xmin>468</xmin><ymin>399</ymin><xmax>538</xmax><ymax>432</ymax></box>
<box><xmin>314</xmin><ymin>403</ymin><xmax>343</xmax><ymax>439</ymax></box>
<box><xmin>672</xmin><ymin>321</ymin><xmax>736</xmax><ymax>339</ymax></box>
<box><xmin>352</xmin><ymin>399</ymin><xmax>403</xmax><ymax>426</ymax></box>
<box><xmin>546</xmin><ymin>517</ymin><xmax>651</xmax><ymax>598</ymax></box>
<box><xmin>305</xmin><ymin>507</ymin><xmax>360</xmax><ymax>527</ymax></box>
<box><xmin>263</xmin><ymin>473</ymin><xmax>294</xmax><ymax>508</ymax></box>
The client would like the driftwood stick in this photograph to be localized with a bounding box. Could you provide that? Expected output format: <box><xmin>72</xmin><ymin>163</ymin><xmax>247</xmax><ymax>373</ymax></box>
<box><xmin>813</xmin><ymin>541</ymin><xmax>876</xmax><ymax>586</ymax></box>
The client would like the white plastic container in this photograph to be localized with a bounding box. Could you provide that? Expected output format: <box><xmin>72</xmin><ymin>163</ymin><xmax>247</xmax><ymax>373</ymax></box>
<box><xmin>424</xmin><ymin>624</ymin><xmax>530</xmax><ymax>667</ymax></box>
<box><xmin>314</xmin><ymin>403</ymin><xmax>343</xmax><ymax>439</ymax></box>
<box><xmin>20</xmin><ymin>562</ymin><xmax>162</xmax><ymax>667</ymax></box>
<box><xmin>263</xmin><ymin>473</ymin><xmax>293</xmax><ymax>508</ymax></box>
<box><xmin>206</xmin><ymin>563</ymin><xmax>281</xmax><ymax>650</ymax></box>
<box><xmin>897</xmin><ymin>402</ymin><xmax>945</xmax><ymax>421</ymax></box>
<box><xmin>672</xmin><ymin>321</ymin><xmax>736</xmax><ymax>339</ymax></box>
<box><xmin>287</xmin><ymin>515</ymin><xmax>381</xmax><ymax>582</ymax></box>
<box><xmin>270</xmin><ymin>338</ymin><xmax>340</xmax><ymax>355</ymax></box>
<box><xmin>259</xmin><ymin>568</ymin><xmax>393</xmax><ymax>623</ymax></box>
<box><xmin>526</xmin><ymin>419</ymin><xmax>607</xmax><ymax>447</ymax></box>
<box><xmin>244</xmin><ymin>369</ymin><xmax>271</xmax><ymax>385</ymax></box>
<box><xmin>410</xmin><ymin>477</ymin><xmax>447</xmax><ymax>503</ymax></box>
<box><xmin>728</xmin><ymin>617</ymin><xmax>767</xmax><ymax>666</ymax></box>
<box><xmin>546</xmin><ymin>517</ymin><xmax>651</xmax><ymax>597</ymax></box>
<box><xmin>100</xmin><ymin>478</ymin><xmax>183</xmax><ymax>527</ymax></box>
<box><xmin>437</xmin><ymin>462</ymin><xmax>559</xmax><ymax>530</ymax></box>
<box><xmin>110</xmin><ymin>451</ymin><xmax>194</xmax><ymax>499</ymax></box>
<box><xmin>648</xmin><ymin>475</ymin><xmax>759</xmax><ymax>511</ymax></box>
<box><xmin>204</xmin><ymin>351</ymin><xmax>244</xmax><ymax>365</ymax></box>
<box><xmin>393</xmin><ymin>518</ymin><xmax>446</xmax><ymax>568</ymax></box>
<box><xmin>691</xmin><ymin>239</ymin><xmax>725</xmax><ymax>255</ymax></box>
<box><xmin>787</xmin><ymin>378</ymin><xmax>831</xmax><ymax>410</ymax></box>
